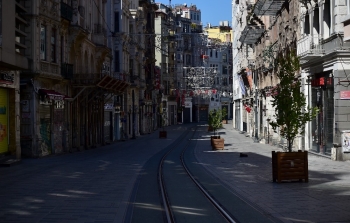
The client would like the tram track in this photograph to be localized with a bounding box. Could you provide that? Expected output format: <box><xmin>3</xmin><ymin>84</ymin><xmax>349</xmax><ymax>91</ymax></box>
<box><xmin>128</xmin><ymin>124</ymin><xmax>280</xmax><ymax>223</ymax></box>
<box><xmin>158</xmin><ymin>126</ymin><xmax>235</xmax><ymax>223</ymax></box>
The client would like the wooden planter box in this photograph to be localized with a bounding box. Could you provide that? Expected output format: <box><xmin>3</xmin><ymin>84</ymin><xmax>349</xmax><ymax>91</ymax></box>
<box><xmin>222</xmin><ymin>120</ymin><xmax>228</xmax><ymax>124</ymax></box>
<box><xmin>272</xmin><ymin>150</ymin><xmax>308</xmax><ymax>183</ymax></box>
<box><xmin>210</xmin><ymin>135</ymin><xmax>220</xmax><ymax>146</ymax></box>
<box><xmin>212</xmin><ymin>138</ymin><xmax>224</xmax><ymax>150</ymax></box>
<box><xmin>159</xmin><ymin>130</ymin><xmax>167</xmax><ymax>138</ymax></box>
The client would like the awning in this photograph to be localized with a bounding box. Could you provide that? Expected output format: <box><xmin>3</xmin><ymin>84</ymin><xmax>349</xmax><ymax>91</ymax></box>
<box><xmin>38</xmin><ymin>89</ymin><xmax>71</xmax><ymax>100</ymax></box>
<box><xmin>239</xmin><ymin>25</ymin><xmax>265</xmax><ymax>44</ymax></box>
<box><xmin>253</xmin><ymin>0</ymin><xmax>285</xmax><ymax>16</ymax></box>
<box><xmin>97</xmin><ymin>75</ymin><xmax>129</xmax><ymax>93</ymax></box>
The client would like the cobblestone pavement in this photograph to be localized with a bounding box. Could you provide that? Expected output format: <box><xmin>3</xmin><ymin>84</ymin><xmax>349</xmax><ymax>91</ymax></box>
<box><xmin>0</xmin><ymin>126</ymin><xmax>186</xmax><ymax>223</ymax></box>
<box><xmin>194</xmin><ymin>122</ymin><xmax>350</xmax><ymax>223</ymax></box>
<box><xmin>1</xmin><ymin>123</ymin><xmax>350</xmax><ymax>223</ymax></box>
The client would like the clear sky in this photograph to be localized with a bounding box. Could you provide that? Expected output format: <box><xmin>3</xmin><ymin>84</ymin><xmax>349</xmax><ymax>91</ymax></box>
<box><xmin>156</xmin><ymin>1</ymin><xmax>232</xmax><ymax>27</ymax></box>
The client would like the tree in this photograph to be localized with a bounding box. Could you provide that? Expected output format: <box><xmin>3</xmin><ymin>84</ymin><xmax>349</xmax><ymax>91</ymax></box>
<box><xmin>221</xmin><ymin>107</ymin><xmax>228</xmax><ymax>121</ymax></box>
<box><xmin>208</xmin><ymin>109</ymin><xmax>223</xmax><ymax>136</ymax></box>
<box><xmin>269</xmin><ymin>50</ymin><xmax>318</xmax><ymax>152</ymax></box>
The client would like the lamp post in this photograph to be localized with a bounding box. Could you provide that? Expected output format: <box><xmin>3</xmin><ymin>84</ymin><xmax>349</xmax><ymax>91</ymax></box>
<box><xmin>249</xmin><ymin>61</ymin><xmax>259</xmax><ymax>143</ymax></box>
<box><xmin>267</xmin><ymin>117</ymin><xmax>271</xmax><ymax>144</ymax></box>
<box><xmin>132</xmin><ymin>90</ymin><xmax>136</xmax><ymax>139</ymax></box>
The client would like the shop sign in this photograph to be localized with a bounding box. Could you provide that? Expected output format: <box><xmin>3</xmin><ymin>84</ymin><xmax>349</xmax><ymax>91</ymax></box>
<box><xmin>104</xmin><ymin>103</ymin><xmax>113</xmax><ymax>110</ymax></box>
<box><xmin>0</xmin><ymin>72</ymin><xmax>14</xmax><ymax>84</ymax></box>
<box><xmin>340</xmin><ymin>90</ymin><xmax>350</xmax><ymax>99</ymax></box>
<box><xmin>311</xmin><ymin>77</ymin><xmax>332</xmax><ymax>87</ymax></box>
<box><xmin>184</xmin><ymin>102</ymin><xmax>191</xmax><ymax>108</ymax></box>
<box><xmin>55</xmin><ymin>100</ymin><xmax>64</xmax><ymax>109</ymax></box>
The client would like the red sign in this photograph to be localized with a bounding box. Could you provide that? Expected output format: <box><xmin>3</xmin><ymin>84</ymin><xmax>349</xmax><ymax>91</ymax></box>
<box><xmin>311</xmin><ymin>77</ymin><xmax>332</xmax><ymax>87</ymax></box>
<box><xmin>340</xmin><ymin>90</ymin><xmax>350</xmax><ymax>99</ymax></box>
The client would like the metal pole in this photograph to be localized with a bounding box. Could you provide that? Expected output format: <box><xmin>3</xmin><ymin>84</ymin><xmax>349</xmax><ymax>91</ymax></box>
<box><xmin>132</xmin><ymin>90</ymin><xmax>136</xmax><ymax>139</ymax></box>
<box><xmin>254</xmin><ymin>69</ymin><xmax>259</xmax><ymax>142</ymax></box>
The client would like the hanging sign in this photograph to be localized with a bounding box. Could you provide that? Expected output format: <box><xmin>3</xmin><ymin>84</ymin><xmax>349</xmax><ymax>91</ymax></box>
<box><xmin>340</xmin><ymin>90</ymin><xmax>350</xmax><ymax>99</ymax></box>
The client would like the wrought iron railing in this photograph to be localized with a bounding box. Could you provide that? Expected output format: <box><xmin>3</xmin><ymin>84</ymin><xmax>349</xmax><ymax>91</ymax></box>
<box><xmin>61</xmin><ymin>63</ymin><xmax>73</xmax><ymax>79</ymax></box>
<box><xmin>60</xmin><ymin>2</ymin><xmax>73</xmax><ymax>21</ymax></box>
<box><xmin>297</xmin><ymin>34</ymin><xmax>325</xmax><ymax>57</ymax></box>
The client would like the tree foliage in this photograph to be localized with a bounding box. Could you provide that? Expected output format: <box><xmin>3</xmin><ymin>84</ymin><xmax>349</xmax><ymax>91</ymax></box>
<box><xmin>208</xmin><ymin>109</ymin><xmax>224</xmax><ymax>136</ymax></box>
<box><xmin>270</xmin><ymin>50</ymin><xmax>318</xmax><ymax>152</ymax></box>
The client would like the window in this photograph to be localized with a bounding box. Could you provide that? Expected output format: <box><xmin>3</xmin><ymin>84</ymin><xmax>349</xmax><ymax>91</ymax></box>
<box><xmin>115</xmin><ymin>50</ymin><xmax>120</xmax><ymax>72</ymax></box>
<box><xmin>215</xmin><ymin>51</ymin><xmax>218</xmax><ymax>58</ymax></box>
<box><xmin>129</xmin><ymin>59</ymin><xmax>134</xmax><ymax>76</ymax></box>
<box><xmin>222</xmin><ymin>53</ymin><xmax>227</xmax><ymax>62</ymax></box>
<box><xmin>324</xmin><ymin>0</ymin><xmax>331</xmax><ymax>38</ymax></box>
<box><xmin>304</xmin><ymin>14</ymin><xmax>310</xmax><ymax>34</ymax></box>
<box><xmin>222</xmin><ymin>65</ymin><xmax>227</xmax><ymax>74</ymax></box>
<box><xmin>223</xmin><ymin>78</ymin><xmax>228</xmax><ymax>86</ymax></box>
<box><xmin>51</xmin><ymin>28</ymin><xmax>56</xmax><ymax>62</ymax></box>
<box><xmin>114</xmin><ymin>12</ymin><xmax>119</xmax><ymax>32</ymax></box>
<box><xmin>40</xmin><ymin>24</ymin><xmax>46</xmax><ymax>60</ymax></box>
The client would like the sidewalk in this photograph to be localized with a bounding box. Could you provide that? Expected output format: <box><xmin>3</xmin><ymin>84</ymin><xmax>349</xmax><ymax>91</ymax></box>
<box><xmin>195</xmin><ymin>122</ymin><xmax>350</xmax><ymax>223</ymax></box>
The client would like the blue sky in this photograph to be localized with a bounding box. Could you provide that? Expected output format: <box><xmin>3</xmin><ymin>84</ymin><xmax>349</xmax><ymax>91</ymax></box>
<box><xmin>156</xmin><ymin>1</ymin><xmax>232</xmax><ymax>27</ymax></box>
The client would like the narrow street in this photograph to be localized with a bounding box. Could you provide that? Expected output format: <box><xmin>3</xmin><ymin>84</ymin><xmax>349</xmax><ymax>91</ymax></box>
<box><xmin>1</xmin><ymin>123</ymin><xmax>350</xmax><ymax>222</ymax></box>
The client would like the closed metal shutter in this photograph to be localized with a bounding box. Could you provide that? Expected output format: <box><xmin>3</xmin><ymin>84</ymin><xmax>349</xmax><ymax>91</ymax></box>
<box><xmin>104</xmin><ymin>111</ymin><xmax>112</xmax><ymax>142</ymax></box>
<box><xmin>39</xmin><ymin>104</ymin><xmax>51</xmax><ymax>155</ymax></box>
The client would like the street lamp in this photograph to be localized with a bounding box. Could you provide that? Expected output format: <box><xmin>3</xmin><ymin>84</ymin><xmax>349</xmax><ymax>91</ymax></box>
<box><xmin>267</xmin><ymin>117</ymin><xmax>271</xmax><ymax>144</ymax></box>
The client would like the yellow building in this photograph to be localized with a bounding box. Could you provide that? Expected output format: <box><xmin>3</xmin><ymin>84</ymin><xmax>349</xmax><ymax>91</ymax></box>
<box><xmin>204</xmin><ymin>21</ymin><xmax>232</xmax><ymax>43</ymax></box>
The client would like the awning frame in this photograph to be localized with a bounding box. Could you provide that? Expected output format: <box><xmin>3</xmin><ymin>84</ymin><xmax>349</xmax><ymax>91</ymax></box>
<box><xmin>239</xmin><ymin>25</ymin><xmax>265</xmax><ymax>44</ymax></box>
<box><xmin>253</xmin><ymin>0</ymin><xmax>285</xmax><ymax>16</ymax></box>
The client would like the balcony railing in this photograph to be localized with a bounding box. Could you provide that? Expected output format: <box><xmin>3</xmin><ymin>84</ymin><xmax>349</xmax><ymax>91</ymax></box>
<box><xmin>61</xmin><ymin>63</ymin><xmax>74</xmax><ymax>79</ymax></box>
<box><xmin>61</xmin><ymin>2</ymin><xmax>73</xmax><ymax>21</ymax></box>
<box><xmin>297</xmin><ymin>34</ymin><xmax>324</xmax><ymax>60</ymax></box>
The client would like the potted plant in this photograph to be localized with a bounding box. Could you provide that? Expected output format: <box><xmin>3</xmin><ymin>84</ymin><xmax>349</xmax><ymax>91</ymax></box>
<box><xmin>208</xmin><ymin>109</ymin><xmax>225</xmax><ymax>150</ymax></box>
<box><xmin>269</xmin><ymin>49</ymin><xmax>318</xmax><ymax>183</ymax></box>
<box><xmin>159</xmin><ymin>113</ymin><xmax>167</xmax><ymax>138</ymax></box>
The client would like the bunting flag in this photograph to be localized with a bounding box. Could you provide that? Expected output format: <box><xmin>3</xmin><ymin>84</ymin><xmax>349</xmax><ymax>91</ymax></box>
<box><xmin>244</xmin><ymin>104</ymin><xmax>251</xmax><ymax>113</ymax></box>
<box><xmin>240</xmin><ymin>77</ymin><xmax>246</xmax><ymax>95</ymax></box>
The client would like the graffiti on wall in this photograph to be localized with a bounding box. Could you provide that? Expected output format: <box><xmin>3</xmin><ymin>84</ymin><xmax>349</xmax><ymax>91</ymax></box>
<box><xmin>39</xmin><ymin>118</ymin><xmax>51</xmax><ymax>156</ymax></box>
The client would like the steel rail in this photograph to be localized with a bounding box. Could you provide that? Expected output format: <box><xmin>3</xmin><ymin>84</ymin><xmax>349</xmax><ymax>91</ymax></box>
<box><xmin>180</xmin><ymin>140</ymin><xmax>237</xmax><ymax>223</ymax></box>
<box><xmin>158</xmin><ymin>126</ymin><xmax>236</xmax><ymax>223</ymax></box>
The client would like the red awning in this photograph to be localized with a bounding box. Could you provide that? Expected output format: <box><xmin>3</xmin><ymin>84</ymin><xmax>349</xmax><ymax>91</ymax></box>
<box><xmin>38</xmin><ymin>89</ymin><xmax>71</xmax><ymax>100</ymax></box>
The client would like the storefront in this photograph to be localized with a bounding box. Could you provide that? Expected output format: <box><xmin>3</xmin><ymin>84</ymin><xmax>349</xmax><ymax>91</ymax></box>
<box><xmin>310</xmin><ymin>72</ymin><xmax>334</xmax><ymax>155</ymax></box>
<box><xmin>0</xmin><ymin>87</ymin><xmax>8</xmax><ymax>154</ymax></box>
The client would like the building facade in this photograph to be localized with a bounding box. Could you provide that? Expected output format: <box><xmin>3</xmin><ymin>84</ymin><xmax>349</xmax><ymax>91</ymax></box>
<box><xmin>0</xmin><ymin>0</ymin><xmax>28</xmax><ymax>159</ymax></box>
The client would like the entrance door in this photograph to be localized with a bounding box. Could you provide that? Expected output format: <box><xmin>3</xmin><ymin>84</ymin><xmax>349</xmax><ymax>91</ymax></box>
<box><xmin>199</xmin><ymin>106</ymin><xmax>208</xmax><ymax>121</ymax></box>
<box><xmin>183</xmin><ymin>108</ymin><xmax>191</xmax><ymax>123</ymax></box>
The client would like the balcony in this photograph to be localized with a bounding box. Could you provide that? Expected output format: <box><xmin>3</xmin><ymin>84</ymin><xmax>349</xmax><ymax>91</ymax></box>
<box><xmin>253</xmin><ymin>0</ymin><xmax>285</xmax><ymax>16</ymax></box>
<box><xmin>92</xmin><ymin>24</ymin><xmax>107</xmax><ymax>46</ymax></box>
<box><xmin>61</xmin><ymin>2</ymin><xmax>73</xmax><ymax>21</ymax></box>
<box><xmin>297</xmin><ymin>34</ymin><xmax>324</xmax><ymax>60</ymax></box>
<box><xmin>239</xmin><ymin>25</ymin><xmax>265</xmax><ymax>44</ymax></box>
